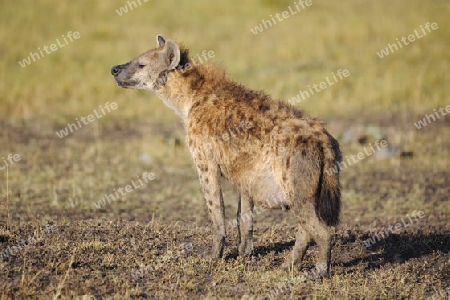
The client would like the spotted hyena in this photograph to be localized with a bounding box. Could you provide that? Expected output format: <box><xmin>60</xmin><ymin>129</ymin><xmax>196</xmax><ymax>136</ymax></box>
<box><xmin>111</xmin><ymin>35</ymin><xmax>342</xmax><ymax>278</ymax></box>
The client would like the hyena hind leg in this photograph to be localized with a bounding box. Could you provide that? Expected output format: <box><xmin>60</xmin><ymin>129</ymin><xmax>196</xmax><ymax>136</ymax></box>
<box><xmin>282</xmin><ymin>201</ymin><xmax>332</xmax><ymax>279</ymax></box>
<box><xmin>307</xmin><ymin>213</ymin><xmax>332</xmax><ymax>279</ymax></box>
<box><xmin>295</xmin><ymin>202</ymin><xmax>332</xmax><ymax>278</ymax></box>
<box><xmin>237</xmin><ymin>193</ymin><xmax>254</xmax><ymax>256</ymax></box>
<box><xmin>282</xmin><ymin>224</ymin><xmax>311</xmax><ymax>271</ymax></box>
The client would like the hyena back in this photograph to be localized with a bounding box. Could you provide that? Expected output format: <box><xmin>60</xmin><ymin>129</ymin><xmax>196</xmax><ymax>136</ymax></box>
<box><xmin>111</xmin><ymin>35</ymin><xmax>342</xmax><ymax>278</ymax></box>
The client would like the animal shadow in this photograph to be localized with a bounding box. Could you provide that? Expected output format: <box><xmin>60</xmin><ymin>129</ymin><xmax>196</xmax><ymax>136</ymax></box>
<box><xmin>344</xmin><ymin>231</ymin><xmax>450</xmax><ymax>270</ymax></box>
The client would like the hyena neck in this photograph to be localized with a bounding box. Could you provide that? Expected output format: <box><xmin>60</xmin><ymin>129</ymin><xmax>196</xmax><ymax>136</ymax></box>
<box><xmin>154</xmin><ymin>73</ymin><xmax>194</xmax><ymax>121</ymax></box>
<box><xmin>154</xmin><ymin>65</ymin><xmax>206</xmax><ymax>122</ymax></box>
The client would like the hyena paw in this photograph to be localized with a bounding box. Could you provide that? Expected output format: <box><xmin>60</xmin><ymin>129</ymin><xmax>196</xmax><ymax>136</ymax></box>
<box><xmin>209</xmin><ymin>236</ymin><xmax>225</xmax><ymax>259</ymax></box>
<box><xmin>238</xmin><ymin>240</ymin><xmax>253</xmax><ymax>256</ymax></box>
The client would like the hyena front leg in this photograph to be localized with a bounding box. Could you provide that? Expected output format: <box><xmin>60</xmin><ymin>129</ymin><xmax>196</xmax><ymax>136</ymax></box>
<box><xmin>237</xmin><ymin>193</ymin><xmax>254</xmax><ymax>256</ymax></box>
<box><xmin>194</xmin><ymin>161</ymin><xmax>226</xmax><ymax>258</ymax></box>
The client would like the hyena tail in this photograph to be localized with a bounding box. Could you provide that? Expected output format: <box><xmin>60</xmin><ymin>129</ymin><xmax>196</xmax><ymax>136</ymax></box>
<box><xmin>316</xmin><ymin>132</ymin><xmax>342</xmax><ymax>227</ymax></box>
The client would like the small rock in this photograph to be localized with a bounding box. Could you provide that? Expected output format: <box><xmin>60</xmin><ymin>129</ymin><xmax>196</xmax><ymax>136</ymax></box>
<box><xmin>139</xmin><ymin>153</ymin><xmax>153</xmax><ymax>163</ymax></box>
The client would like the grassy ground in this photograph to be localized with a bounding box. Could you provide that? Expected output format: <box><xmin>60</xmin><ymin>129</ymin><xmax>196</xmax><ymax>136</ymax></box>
<box><xmin>0</xmin><ymin>0</ymin><xmax>449</xmax><ymax>299</ymax></box>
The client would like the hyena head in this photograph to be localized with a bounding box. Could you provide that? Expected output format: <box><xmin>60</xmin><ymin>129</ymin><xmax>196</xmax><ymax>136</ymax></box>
<box><xmin>111</xmin><ymin>35</ymin><xmax>181</xmax><ymax>91</ymax></box>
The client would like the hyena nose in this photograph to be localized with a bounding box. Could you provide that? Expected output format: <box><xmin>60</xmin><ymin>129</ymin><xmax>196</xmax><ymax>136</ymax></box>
<box><xmin>111</xmin><ymin>65</ymin><xmax>121</xmax><ymax>76</ymax></box>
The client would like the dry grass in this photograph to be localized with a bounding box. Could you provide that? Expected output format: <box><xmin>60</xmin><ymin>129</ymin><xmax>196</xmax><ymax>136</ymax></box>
<box><xmin>0</xmin><ymin>0</ymin><xmax>449</xmax><ymax>299</ymax></box>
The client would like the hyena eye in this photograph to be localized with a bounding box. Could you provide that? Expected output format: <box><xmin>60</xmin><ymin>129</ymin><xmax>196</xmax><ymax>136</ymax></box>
<box><xmin>138</xmin><ymin>64</ymin><xmax>146</xmax><ymax>69</ymax></box>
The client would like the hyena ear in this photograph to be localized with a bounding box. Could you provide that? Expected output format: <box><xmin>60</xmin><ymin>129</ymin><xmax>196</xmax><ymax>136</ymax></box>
<box><xmin>162</xmin><ymin>40</ymin><xmax>181</xmax><ymax>70</ymax></box>
<box><xmin>156</xmin><ymin>35</ymin><xmax>165</xmax><ymax>47</ymax></box>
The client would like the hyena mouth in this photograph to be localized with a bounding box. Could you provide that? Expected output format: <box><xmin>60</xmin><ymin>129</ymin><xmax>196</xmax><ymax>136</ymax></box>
<box><xmin>115</xmin><ymin>79</ymin><xmax>139</xmax><ymax>88</ymax></box>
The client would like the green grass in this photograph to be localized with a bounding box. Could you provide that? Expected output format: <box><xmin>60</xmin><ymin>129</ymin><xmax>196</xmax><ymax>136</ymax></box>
<box><xmin>1</xmin><ymin>0</ymin><xmax>449</xmax><ymax>124</ymax></box>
